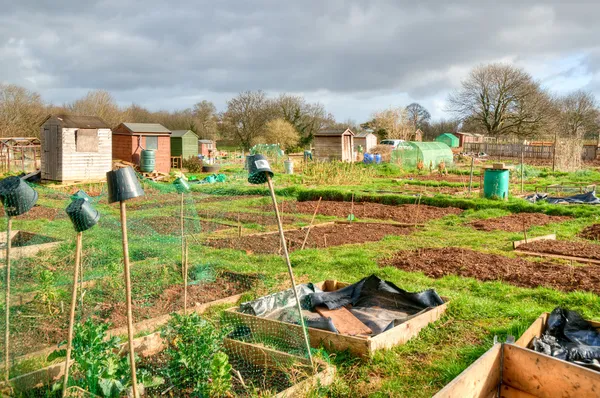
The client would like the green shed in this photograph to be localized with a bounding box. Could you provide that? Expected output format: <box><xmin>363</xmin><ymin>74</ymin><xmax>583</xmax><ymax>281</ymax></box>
<box><xmin>171</xmin><ymin>130</ymin><xmax>199</xmax><ymax>160</ymax></box>
<box><xmin>391</xmin><ymin>141</ymin><xmax>454</xmax><ymax>168</ymax></box>
<box><xmin>435</xmin><ymin>133</ymin><xmax>459</xmax><ymax>148</ymax></box>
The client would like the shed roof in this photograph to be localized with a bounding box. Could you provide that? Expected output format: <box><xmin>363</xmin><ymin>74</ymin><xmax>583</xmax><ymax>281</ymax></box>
<box><xmin>355</xmin><ymin>131</ymin><xmax>375</xmax><ymax>138</ymax></box>
<box><xmin>115</xmin><ymin>122</ymin><xmax>171</xmax><ymax>135</ymax></box>
<box><xmin>171</xmin><ymin>130</ymin><xmax>198</xmax><ymax>138</ymax></box>
<box><xmin>41</xmin><ymin>114</ymin><xmax>109</xmax><ymax>129</ymax></box>
<box><xmin>314</xmin><ymin>128</ymin><xmax>355</xmax><ymax>137</ymax></box>
<box><xmin>198</xmin><ymin>139</ymin><xmax>214</xmax><ymax>144</ymax></box>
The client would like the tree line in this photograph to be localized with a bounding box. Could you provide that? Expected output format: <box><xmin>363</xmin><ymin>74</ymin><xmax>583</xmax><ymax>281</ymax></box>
<box><xmin>1</xmin><ymin>62</ymin><xmax>597</xmax><ymax>150</ymax></box>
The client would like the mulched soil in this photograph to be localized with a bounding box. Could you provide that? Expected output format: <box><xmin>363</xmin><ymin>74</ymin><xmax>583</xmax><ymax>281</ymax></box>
<box><xmin>517</xmin><ymin>240</ymin><xmax>600</xmax><ymax>261</ymax></box>
<box><xmin>0</xmin><ymin>205</ymin><xmax>59</xmax><ymax>220</ymax></box>
<box><xmin>469</xmin><ymin>213</ymin><xmax>572</xmax><ymax>232</ymax></box>
<box><xmin>129</xmin><ymin>216</ymin><xmax>228</xmax><ymax>235</ymax></box>
<box><xmin>579</xmin><ymin>224</ymin><xmax>600</xmax><ymax>241</ymax></box>
<box><xmin>10</xmin><ymin>272</ymin><xmax>257</xmax><ymax>358</ymax></box>
<box><xmin>380</xmin><ymin>247</ymin><xmax>600</xmax><ymax>295</ymax></box>
<box><xmin>206</xmin><ymin>223</ymin><xmax>413</xmax><ymax>254</ymax></box>
<box><xmin>284</xmin><ymin>201</ymin><xmax>462</xmax><ymax>224</ymax></box>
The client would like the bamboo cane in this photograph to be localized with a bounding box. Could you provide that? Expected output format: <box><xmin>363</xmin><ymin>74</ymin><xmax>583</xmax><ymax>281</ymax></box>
<box><xmin>4</xmin><ymin>218</ymin><xmax>11</xmax><ymax>383</ymax></box>
<box><xmin>180</xmin><ymin>192</ymin><xmax>184</xmax><ymax>278</ymax></box>
<box><xmin>468</xmin><ymin>157</ymin><xmax>474</xmax><ymax>194</ymax></box>
<box><xmin>301</xmin><ymin>197</ymin><xmax>322</xmax><ymax>250</ymax></box>
<box><xmin>265</xmin><ymin>174</ymin><xmax>314</xmax><ymax>370</ymax></box>
<box><xmin>184</xmin><ymin>237</ymin><xmax>188</xmax><ymax>315</ymax></box>
<box><xmin>119</xmin><ymin>201</ymin><xmax>138</xmax><ymax>398</ymax></box>
<box><xmin>62</xmin><ymin>232</ymin><xmax>82</xmax><ymax>397</ymax></box>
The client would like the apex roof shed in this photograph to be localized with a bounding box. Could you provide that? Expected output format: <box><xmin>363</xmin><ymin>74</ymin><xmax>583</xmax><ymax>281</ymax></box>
<box><xmin>435</xmin><ymin>133</ymin><xmax>459</xmax><ymax>148</ymax></box>
<box><xmin>354</xmin><ymin>132</ymin><xmax>377</xmax><ymax>153</ymax></box>
<box><xmin>171</xmin><ymin>130</ymin><xmax>199</xmax><ymax>160</ymax></box>
<box><xmin>198</xmin><ymin>139</ymin><xmax>216</xmax><ymax>158</ymax></box>
<box><xmin>40</xmin><ymin>115</ymin><xmax>112</xmax><ymax>182</ymax></box>
<box><xmin>314</xmin><ymin>128</ymin><xmax>355</xmax><ymax>162</ymax></box>
<box><xmin>113</xmin><ymin>123</ymin><xmax>172</xmax><ymax>174</ymax></box>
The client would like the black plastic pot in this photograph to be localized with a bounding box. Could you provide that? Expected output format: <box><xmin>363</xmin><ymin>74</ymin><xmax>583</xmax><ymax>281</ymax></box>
<box><xmin>247</xmin><ymin>154</ymin><xmax>273</xmax><ymax>185</ymax></box>
<box><xmin>0</xmin><ymin>176</ymin><xmax>38</xmax><ymax>217</ymax></box>
<box><xmin>202</xmin><ymin>164</ymin><xmax>221</xmax><ymax>173</ymax></box>
<box><xmin>66</xmin><ymin>198</ymin><xmax>100</xmax><ymax>232</ymax></box>
<box><xmin>106</xmin><ymin>166</ymin><xmax>145</xmax><ymax>203</ymax></box>
<box><xmin>173</xmin><ymin>177</ymin><xmax>190</xmax><ymax>193</ymax></box>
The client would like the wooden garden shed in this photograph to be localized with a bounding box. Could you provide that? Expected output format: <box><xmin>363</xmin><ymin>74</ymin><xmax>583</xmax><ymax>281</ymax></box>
<box><xmin>112</xmin><ymin>123</ymin><xmax>172</xmax><ymax>174</ymax></box>
<box><xmin>40</xmin><ymin>115</ymin><xmax>112</xmax><ymax>183</ymax></box>
<box><xmin>198</xmin><ymin>139</ymin><xmax>216</xmax><ymax>158</ymax></box>
<box><xmin>314</xmin><ymin>128</ymin><xmax>355</xmax><ymax>162</ymax></box>
<box><xmin>354</xmin><ymin>132</ymin><xmax>377</xmax><ymax>154</ymax></box>
<box><xmin>170</xmin><ymin>130</ymin><xmax>199</xmax><ymax>168</ymax></box>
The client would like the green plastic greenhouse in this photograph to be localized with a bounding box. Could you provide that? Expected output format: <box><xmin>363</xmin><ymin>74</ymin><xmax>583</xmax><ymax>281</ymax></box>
<box><xmin>435</xmin><ymin>133</ymin><xmax>459</xmax><ymax>148</ymax></box>
<box><xmin>391</xmin><ymin>142</ymin><xmax>454</xmax><ymax>168</ymax></box>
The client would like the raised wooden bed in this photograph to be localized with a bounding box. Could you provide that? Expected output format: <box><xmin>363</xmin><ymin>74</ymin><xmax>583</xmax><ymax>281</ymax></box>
<box><xmin>515</xmin><ymin>312</ymin><xmax>600</xmax><ymax>349</ymax></box>
<box><xmin>0</xmin><ymin>230</ymin><xmax>62</xmax><ymax>259</ymax></box>
<box><xmin>225</xmin><ymin>280</ymin><xmax>449</xmax><ymax>358</ymax></box>
<box><xmin>434</xmin><ymin>343</ymin><xmax>600</xmax><ymax>397</ymax></box>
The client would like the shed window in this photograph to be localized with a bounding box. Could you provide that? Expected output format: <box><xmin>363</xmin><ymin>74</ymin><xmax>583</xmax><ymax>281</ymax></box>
<box><xmin>146</xmin><ymin>136</ymin><xmax>158</xmax><ymax>150</ymax></box>
<box><xmin>76</xmin><ymin>129</ymin><xmax>99</xmax><ymax>152</ymax></box>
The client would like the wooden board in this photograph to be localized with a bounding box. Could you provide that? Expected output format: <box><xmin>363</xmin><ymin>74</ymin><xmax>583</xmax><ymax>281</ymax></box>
<box><xmin>512</xmin><ymin>234</ymin><xmax>556</xmax><ymax>249</ymax></box>
<box><xmin>433</xmin><ymin>343</ymin><xmax>501</xmax><ymax>398</ymax></box>
<box><xmin>514</xmin><ymin>249</ymin><xmax>600</xmax><ymax>265</ymax></box>
<box><xmin>498</xmin><ymin>385</ymin><xmax>537</xmax><ymax>398</ymax></box>
<box><xmin>502</xmin><ymin>344</ymin><xmax>600</xmax><ymax>397</ymax></box>
<box><xmin>315</xmin><ymin>305</ymin><xmax>372</xmax><ymax>336</ymax></box>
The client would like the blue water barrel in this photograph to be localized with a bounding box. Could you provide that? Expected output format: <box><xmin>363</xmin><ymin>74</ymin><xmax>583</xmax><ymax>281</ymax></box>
<box><xmin>140</xmin><ymin>150</ymin><xmax>156</xmax><ymax>172</ymax></box>
<box><xmin>363</xmin><ymin>153</ymin><xmax>373</xmax><ymax>164</ymax></box>
<box><xmin>374</xmin><ymin>154</ymin><xmax>382</xmax><ymax>164</ymax></box>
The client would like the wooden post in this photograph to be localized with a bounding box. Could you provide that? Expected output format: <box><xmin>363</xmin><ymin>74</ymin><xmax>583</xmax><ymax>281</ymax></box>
<box><xmin>552</xmin><ymin>131</ymin><xmax>557</xmax><ymax>172</ymax></box>
<box><xmin>4</xmin><ymin>218</ymin><xmax>11</xmax><ymax>383</ymax></box>
<box><xmin>62</xmin><ymin>232</ymin><xmax>82</xmax><ymax>397</ymax></box>
<box><xmin>301</xmin><ymin>197</ymin><xmax>322</xmax><ymax>250</ymax></box>
<box><xmin>183</xmin><ymin>237</ymin><xmax>188</xmax><ymax>315</ymax></box>
<box><xmin>468</xmin><ymin>157</ymin><xmax>474</xmax><ymax>194</ymax></box>
<box><xmin>78</xmin><ymin>240</ymin><xmax>84</xmax><ymax>313</ymax></box>
<box><xmin>119</xmin><ymin>201</ymin><xmax>138</xmax><ymax>398</ymax></box>
<box><xmin>521</xmin><ymin>148</ymin><xmax>525</xmax><ymax>194</ymax></box>
<box><xmin>265</xmin><ymin>174</ymin><xmax>314</xmax><ymax>370</ymax></box>
<box><xmin>180</xmin><ymin>192</ymin><xmax>184</xmax><ymax>278</ymax></box>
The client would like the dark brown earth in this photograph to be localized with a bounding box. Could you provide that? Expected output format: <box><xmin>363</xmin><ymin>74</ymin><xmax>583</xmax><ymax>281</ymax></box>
<box><xmin>206</xmin><ymin>223</ymin><xmax>413</xmax><ymax>254</ymax></box>
<box><xmin>579</xmin><ymin>224</ymin><xmax>600</xmax><ymax>241</ymax></box>
<box><xmin>129</xmin><ymin>216</ymin><xmax>227</xmax><ymax>235</ymax></box>
<box><xmin>380</xmin><ymin>247</ymin><xmax>600</xmax><ymax>295</ymax></box>
<box><xmin>128</xmin><ymin>194</ymin><xmax>263</xmax><ymax>210</ymax></box>
<box><xmin>469</xmin><ymin>213</ymin><xmax>571</xmax><ymax>232</ymax></box>
<box><xmin>283</xmin><ymin>201</ymin><xmax>462</xmax><ymax>224</ymax></box>
<box><xmin>518</xmin><ymin>239</ymin><xmax>600</xmax><ymax>261</ymax></box>
<box><xmin>0</xmin><ymin>205</ymin><xmax>59</xmax><ymax>220</ymax></box>
<box><xmin>202</xmin><ymin>210</ymin><xmax>299</xmax><ymax>226</ymax></box>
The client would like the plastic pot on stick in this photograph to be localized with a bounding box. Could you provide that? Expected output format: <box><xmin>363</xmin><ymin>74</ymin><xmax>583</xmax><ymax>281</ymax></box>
<box><xmin>106</xmin><ymin>166</ymin><xmax>145</xmax><ymax>203</ymax></box>
<box><xmin>173</xmin><ymin>177</ymin><xmax>191</xmax><ymax>193</ymax></box>
<box><xmin>0</xmin><ymin>176</ymin><xmax>38</xmax><ymax>217</ymax></box>
<box><xmin>66</xmin><ymin>198</ymin><xmax>100</xmax><ymax>232</ymax></box>
<box><xmin>247</xmin><ymin>154</ymin><xmax>274</xmax><ymax>185</ymax></box>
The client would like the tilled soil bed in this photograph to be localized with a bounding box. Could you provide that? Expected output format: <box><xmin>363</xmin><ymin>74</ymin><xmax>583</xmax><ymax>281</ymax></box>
<box><xmin>129</xmin><ymin>216</ymin><xmax>228</xmax><ymax>235</ymax></box>
<box><xmin>517</xmin><ymin>239</ymin><xmax>600</xmax><ymax>261</ymax></box>
<box><xmin>469</xmin><ymin>213</ymin><xmax>571</xmax><ymax>232</ymax></box>
<box><xmin>206</xmin><ymin>223</ymin><xmax>413</xmax><ymax>254</ymax></box>
<box><xmin>380</xmin><ymin>247</ymin><xmax>600</xmax><ymax>294</ymax></box>
<box><xmin>202</xmin><ymin>210</ymin><xmax>299</xmax><ymax>226</ymax></box>
<box><xmin>579</xmin><ymin>224</ymin><xmax>600</xmax><ymax>241</ymax></box>
<box><xmin>0</xmin><ymin>205</ymin><xmax>59</xmax><ymax>220</ymax></box>
<box><xmin>283</xmin><ymin>201</ymin><xmax>462</xmax><ymax>224</ymax></box>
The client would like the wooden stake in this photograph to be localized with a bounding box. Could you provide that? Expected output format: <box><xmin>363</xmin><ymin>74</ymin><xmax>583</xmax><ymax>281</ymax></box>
<box><xmin>119</xmin><ymin>201</ymin><xmax>138</xmax><ymax>398</ymax></box>
<box><xmin>180</xmin><ymin>192</ymin><xmax>184</xmax><ymax>278</ymax></box>
<box><xmin>523</xmin><ymin>220</ymin><xmax>528</xmax><ymax>244</ymax></box>
<box><xmin>78</xmin><ymin>241</ymin><xmax>84</xmax><ymax>313</ymax></box>
<box><xmin>521</xmin><ymin>149</ymin><xmax>525</xmax><ymax>194</ymax></box>
<box><xmin>62</xmin><ymin>231</ymin><xmax>82</xmax><ymax>397</ymax></box>
<box><xmin>4</xmin><ymin>218</ymin><xmax>11</xmax><ymax>383</ymax></box>
<box><xmin>183</xmin><ymin>237</ymin><xmax>188</xmax><ymax>315</ymax></box>
<box><xmin>301</xmin><ymin>197</ymin><xmax>322</xmax><ymax>250</ymax></box>
<box><xmin>350</xmin><ymin>194</ymin><xmax>354</xmax><ymax>217</ymax></box>
<box><xmin>265</xmin><ymin>173</ymin><xmax>314</xmax><ymax>370</ymax></box>
<box><xmin>468</xmin><ymin>157</ymin><xmax>474</xmax><ymax>194</ymax></box>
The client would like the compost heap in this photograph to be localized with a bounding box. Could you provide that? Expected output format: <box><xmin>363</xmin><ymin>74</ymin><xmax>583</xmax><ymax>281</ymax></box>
<box><xmin>239</xmin><ymin>275</ymin><xmax>443</xmax><ymax>335</ymax></box>
<box><xmin>533</xmin><ymin>307</ymin><xmax>600</xmax><ymax>370</ymax></box>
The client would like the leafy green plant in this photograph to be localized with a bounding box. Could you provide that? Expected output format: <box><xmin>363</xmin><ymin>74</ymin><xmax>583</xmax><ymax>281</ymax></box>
<box><xmin>183</xmin><ymin>156</ymin><xmax>203</xmax><ymax>173</ymax></box>
<box><xmin>161</xmin><ymin>313</ymin><xmax>231</xmax><ymax>396</ymax></box>
<box><xmin>208</xmin><ymin>352</ymin><xmax>232</xmax><ymax>397</ymax></box>
<box><xmin>34</xmin><ymin>268</ymin><xmax>59</xmax><ymax>314</ymax></box>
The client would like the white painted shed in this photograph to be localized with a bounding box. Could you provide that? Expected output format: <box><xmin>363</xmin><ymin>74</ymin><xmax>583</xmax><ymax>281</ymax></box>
<box><xmin>40</xmin><ymin>115</ymin><xmax>113</xmax><ymax>183</ymax></box>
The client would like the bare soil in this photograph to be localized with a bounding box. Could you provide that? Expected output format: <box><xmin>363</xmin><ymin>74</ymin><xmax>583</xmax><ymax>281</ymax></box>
<box><xmin>380</xmin><ymin>247</ymin><xmax>600</xmax><ymax>294</ymax></box>
<box><xmin>579</xmin><ymin>224</ymin><xmax>600</xmax><ymax>241</ymax></box>
<box><xmin>469</xmin><ymin>213</ymin><xmax>571</xmax><ymax>232</ymax></box>
<box><xmin>206</xmin><ymin>223</ymin><xmax>413</xmax><ymax>254</ymax></box>
<box><xmin>284</xmin><ymin>201</ymin><xmax>462</xmax><ymax>224</ymax></box>
<box><xmin>0</xmin><ymin>205</ymin><xmax>59</xmax><ymax>220</ymax></box>
<box><xmin>517</xmin><ymin>239</ymin><xmax>600</xmax><ymax>261</ymax></box>
<box><xmin>202</xmin><ymin>210</ymin><xmax>299</xmax><ymax>226</ymax></box>
<box><xmin>129</xmin><ymin>216</ymin><xmax>228</xmax><ymax>235</ymax></box>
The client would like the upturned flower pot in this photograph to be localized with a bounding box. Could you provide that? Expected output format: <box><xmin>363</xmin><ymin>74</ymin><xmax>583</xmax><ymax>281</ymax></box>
<box><xmin>247</xmin><ymin>154</ymin><xmax>274</xmax><ymax>185</ymax></box>
<box><xmin>0</xmin><ymin>176</ymin><xmax>38</xmax><ymax>217</ymax></box>
<box><xmin>106</xmin><ymin>166</ymin><xmax>145</xmax><ymax>203</ymax></box>
<box><xmin>66</xmin><ymin>198</ymin><xmax>100</xmax><ymax>232</ymax></box>
<box><xmin>173</xmin><ymin>177</ymin><xmax>191</xmax><ymax>193</ymax></box>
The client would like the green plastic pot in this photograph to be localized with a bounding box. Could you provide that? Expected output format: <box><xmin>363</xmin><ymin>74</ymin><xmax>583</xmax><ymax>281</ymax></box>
<box><xmin>106</xmin><ymin>166</ymin><xmax>145</xmax><ymax>203</ymax></box>
<box><xmin>247</xmin><ymin>154</ymin><xmax>273</xmax><ymax>185</ymax></box>
<box><xmin>173</xmin><ymin>177</ymin><xmax>191</xmax><ymax>193</ymax></box>
<box><xmin>0</xmin><ymin>176</ymin><xmax>38</xmax><ymax>217</ymax></box>
<box><xmin>66</xmin><ymin>198</ymin><xmax>100</xmax><ymax>232</ymax></box>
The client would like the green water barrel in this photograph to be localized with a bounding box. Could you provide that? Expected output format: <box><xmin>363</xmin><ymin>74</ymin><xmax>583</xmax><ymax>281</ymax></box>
<box><xmin>483</xmin><ymin>169</ymin><xmax>509</xmax><ymax>200</ymax></box>
<box><xmin>140</xmin><ymin>150</ymin><xmax>155</xmax><ymax>172</ymax></box>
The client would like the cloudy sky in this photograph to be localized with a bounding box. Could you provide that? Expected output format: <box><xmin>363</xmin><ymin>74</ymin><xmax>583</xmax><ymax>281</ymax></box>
<box><xmin>1</xmin><ymin>1</ymin><xmax>599</xmax><ymax>122</ymax></box>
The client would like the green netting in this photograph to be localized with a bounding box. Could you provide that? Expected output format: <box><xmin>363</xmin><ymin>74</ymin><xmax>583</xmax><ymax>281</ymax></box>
<box><xmin>391</xmin><ymin>141</ymin><xmax>454</xmax><ymax>168</ymax></box>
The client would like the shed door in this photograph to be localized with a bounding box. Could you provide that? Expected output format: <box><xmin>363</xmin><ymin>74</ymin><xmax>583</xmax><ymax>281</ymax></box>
<box><xmin>343</xmin><ymin>135</ymin><xmax>352</xmax><ymax>161</ymax></box>
<box><xmin>43</xmin><ymin>126</ymin><xmax>59</xmax><ymax>178</ymax></box>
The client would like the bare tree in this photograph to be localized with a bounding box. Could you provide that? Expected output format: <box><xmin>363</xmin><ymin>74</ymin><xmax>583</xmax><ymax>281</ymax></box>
<box><xmin>221</xmin><ymin>91</ymin><xmax>274</xmax><ymax>150</ymax></box>
<box><xmin>0</xmin><ymin>84</ymin><xmax>46</xmax><ymax>138</ymax></box>
<box><xmin>257</xmin><ymin>118</ymin><xmax>300</xmax><ymax>149</ymax></box>
<box><xmin>122</xmin><ymin>103</ymin><xmax>154</xmax><ymax>123</ymax></box>
<box><xmin>447</xmin><ymin>63</ymin><xmax>550</xmax><ymax>138</ymax></box>
<box><xmin>368</xmin><ymin>107</ymin><xmax>412</xmax><ymax>140</ymax></box>
<box><xmin>69</xmin><ymin>90</ymin><xmax>123</xmax><ymax>127</ymax></box>
<box><xmin>276</xmin><ymin>94</ymin><xmax>334</xmax><ymax>146</ymax></box>
<box><xmin>192</xmin><ymin>100</ymin><xmax>219</xmax><ymax>140</ymax></box>
<box><xmin>405</xmin><ymin>103</ymin><xmax>431</xmax><ymax>131</ymax></box>
<box><xmin>555</xmin><ymin>90</ymin><xmax>598</xmax><ymax>138</ymax></box>
<box><xmin>421</xmin><ymin>118</ymin><xmax>461</xmax><ymax>140</ymax></box>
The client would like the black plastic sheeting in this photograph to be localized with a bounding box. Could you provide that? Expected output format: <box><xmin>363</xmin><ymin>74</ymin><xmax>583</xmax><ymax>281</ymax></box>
<box><xmin>526</xmin><ymin>191</ymin><xmax>600</xmax><ymax>205</ymax></box>
<box><xmin>533</xmin><ymin>307</ymin><xmax>600</xmax><ymax>371</ymax></box>
<box><xmin>240</xmin><ymin>275</ymin><xmax>444</xmax><ymax>336</ymax></box>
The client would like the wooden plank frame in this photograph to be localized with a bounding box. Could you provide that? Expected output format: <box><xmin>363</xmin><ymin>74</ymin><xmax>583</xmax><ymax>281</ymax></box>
<box><xmin>512</xmin><ymin>234</ymin><xmax>556</xmax><ymax>249</ymax></box>
<box><xmin>434</xmin><ymin>343</ymin><xmax>600</xmax><ymax>398</ymax></box>
<box><xmin>225</xmin><ymin>280</ymin><xmax>449</xmax><ymax>357</ymax></box>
